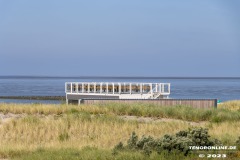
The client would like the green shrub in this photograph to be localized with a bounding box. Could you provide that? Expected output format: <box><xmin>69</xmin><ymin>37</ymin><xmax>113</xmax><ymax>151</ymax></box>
<box><xmin>127</xmin><ymin>132</ymin><xmax>138</xmax><ymax>149</ymax></box>
<box><xmin>114</xmin><ymin>142</ymin><xmax>124</xmax><ymax>150</ymax></box>
<box><xmin>136</xmin><ymin>135</ymin><xmax>156</xmax><ymax>149</ymax></box>
<box><xmin>114</xmin><ymin>127</ymin><xmax>222</xmax><ymax>156</ymax></box>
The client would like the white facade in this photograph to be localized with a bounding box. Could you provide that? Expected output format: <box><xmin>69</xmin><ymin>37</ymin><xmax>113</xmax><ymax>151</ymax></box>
<box><xmin>65</xmin><ymin>82</ymin><xmax>170</xmax><ymax>99</ymax></box>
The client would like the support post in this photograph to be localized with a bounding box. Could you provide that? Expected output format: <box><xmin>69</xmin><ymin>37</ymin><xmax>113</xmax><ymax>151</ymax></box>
<box><xmin>94</xmin><ymin>83</ymin><xmax>96</xmax><ymax>93</ymax></box>
<box><xmin>113</xmin><ymin>83</ymin><xmax>115</xmax><ymax>94</ymax></box>
<box><xmin>159</xmin><ymin>83</ymin><xmax>162</xmax><ymax>93</ymax></box>
<box><xmin>78</xmin><ymin>99</ymin><xmax>82</xmax><ymax>106</ymax></box>
<box><xmin>76</xmin><ymin>83</ymin><xmax>78</xmax><ymax>93</ymax></box>
<box><xmin>88</xmin><ymin>83</ymin><xmax>90</xmax><ymax>93</ymax></box>
<box><xmin>66</xmin><ymin>94</ymin><xmax>68</xmax><ymax>105</ymax></box>
<box><xmin>82</xmin><ymin>83</ymin><xmax>84</xmax><ymax>93</ymax></box>
<box><xmin>168</xmin><ymin>83</ymin><xmax>170</xmax><ymax>94</ymax></box>
<box><xmin>140</xmin><ymin>83</ymin><xmax>142</xmax><ymax>94</ymax></box>
<box><xmin>130</xmin><ymin>83</ymin><xmax>132</xmax><ymax>94</ymax></box>
<box><xmin>119</xmin><ymin>83</ymin><xmax>121</xmax><ymax>94</ymax></box>
<box><xmin>150</xmin><ymin>84</ymin><xmax>153</xmax><ymax>94</ymax></box>
<box><xmin>106</xmin><ymin>83</ymin><xmax>108</xmax><ymax>94</ymax></box>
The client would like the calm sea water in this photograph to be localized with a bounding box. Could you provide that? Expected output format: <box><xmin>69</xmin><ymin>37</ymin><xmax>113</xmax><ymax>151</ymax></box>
<box><xmin>0</xmin><ymin>77</ymin><xmax>239</xmax><ymax>103</ymax></box>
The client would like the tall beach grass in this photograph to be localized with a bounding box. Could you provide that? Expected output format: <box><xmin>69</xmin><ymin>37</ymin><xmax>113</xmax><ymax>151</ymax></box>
<box><xmin>0</xmin><ymin>101</ymin><xmax>240</xmax><ymax>159</ymax></box>
<box><xmin>1</xmin><ymin>102</ymin><xmax>240</xmax><ymax>122</ymax></box>
<box><xmin>218</xmin><ymin>100</ymin><xmax>240</xmax><ymax>111</ymax></box>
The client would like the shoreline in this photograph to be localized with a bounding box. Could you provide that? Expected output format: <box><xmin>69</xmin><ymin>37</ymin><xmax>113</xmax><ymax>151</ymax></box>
<box><xmin>0</xmin><ymin>96</ymin><xmax>65</xmax><ymax>100</ymax></box>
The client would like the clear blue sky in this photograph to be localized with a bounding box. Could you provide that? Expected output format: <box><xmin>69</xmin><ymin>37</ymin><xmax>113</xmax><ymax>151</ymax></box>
<box><xmin>0</xmin><ymin>0</ymin><xmax>239</xmax><ymax>77</ymax></box>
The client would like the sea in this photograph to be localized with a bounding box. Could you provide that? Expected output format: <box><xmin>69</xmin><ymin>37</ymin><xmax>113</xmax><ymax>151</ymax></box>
<box><xmin>0</xmin><ymin>76</ymin><xmax>239</xmax><ymax>104</ymax></box>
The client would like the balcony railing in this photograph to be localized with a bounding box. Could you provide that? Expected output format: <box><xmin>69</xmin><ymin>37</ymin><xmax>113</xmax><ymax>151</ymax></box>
<box><xmin>65</xmin><ymin>82</ymin><xmax>170</xmax><ymax>95</ymax></box>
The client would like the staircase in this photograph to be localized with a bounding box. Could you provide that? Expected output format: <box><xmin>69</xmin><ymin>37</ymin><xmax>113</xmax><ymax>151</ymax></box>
<box><xmin>145</xmin><ymin>92</ymin><xmax>161</xmax><ymax>99</ymax></box>
<box><xmin>152</xmin><ymin>92</ymin><xmax>161</xmax><ymax>99</ymax></box>
<box><xmin>144</xmin><ymin>86</ymin><xmax>162</xmax><ymax>99</ymax></box>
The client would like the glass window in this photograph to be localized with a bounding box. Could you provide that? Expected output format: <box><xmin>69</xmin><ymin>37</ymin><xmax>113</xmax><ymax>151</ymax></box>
<box><xmin>83</xmin><ymin>84</ymin><xmax>88</xmax><ymax>93</ymax></box>
<box><xmin>132</xmin><ymin>84</ymin><xmax>140</xmax><ymax>94</ymax></box>
<box><xmin>89</xmin><ymin>83</ymin><xmax>94</xmax><ymax>93</ymax></box>
<box><xmin>102</xmin><ymin>84</ymin><xmax>107</xmax><ymax>93</ymax></box>
<box><xmin>108</xmin><ymin>83</ymin><xmax>113</xmax><ymax>93</ymax></box>
<box><xmin>72</xmin><ymin>83</ymin><xmax>77</xmax><ymax>93</ymax></box>
<box><xmin>96</xmin><ymin>83</ymin><xmax>101</xmax><ymax>93</ymax></box>
<box><xmin>142</xmin><ymin>84</ymin><xmax>151</xmax><ymax>93</ymax></box>
<box><xmin>113</xmin><ymin>83</ymin><xmax>119</xmax><ymax>93</ymax></box>
<box><xmin>78</xmin><ymin>83</ymin><xmax>83</xmax><ymax>92</ymax></box>
<box><xmin>66</xmin><ymin>83</ymin><xmax>71</xmax><ymax>92</ymax></box>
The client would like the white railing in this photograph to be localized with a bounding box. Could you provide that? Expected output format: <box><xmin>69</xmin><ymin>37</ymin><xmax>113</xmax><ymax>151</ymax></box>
<box><xmin>65</xmin><ymin>82</ymin><xmax>170</xmax><ymax>98</ymax></box>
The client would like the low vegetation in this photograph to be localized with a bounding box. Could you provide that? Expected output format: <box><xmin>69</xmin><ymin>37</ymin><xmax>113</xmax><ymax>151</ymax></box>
<box><xmin>218</xmin><ymin>100</ymin><xmax>240</xmax><ymax>111</ymax></box>
<box><xmin>1</xmin><ymin>102</ymin><xmax>240</xmax><ymax>122</ymax></box>
<box><xmin>114</xmin><ymin>128</ymin><xmax>222</xmax><ymax>156</ymax></box>
<box><xmin>0</xmin><ymin>101</ymin><xmax>239</xmax><ymax>159</ymax></box>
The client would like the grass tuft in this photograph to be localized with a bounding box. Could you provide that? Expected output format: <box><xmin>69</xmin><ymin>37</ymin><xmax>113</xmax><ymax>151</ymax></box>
<box><xmin>58</xmin><ymin>131</ymin><xmax>70</xmax><ymax>142</ymax></box>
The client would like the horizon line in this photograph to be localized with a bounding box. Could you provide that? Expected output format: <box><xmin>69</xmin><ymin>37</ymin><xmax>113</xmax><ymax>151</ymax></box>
<box><xmin>0</xmin><ymin>75</ymin><xmax>240</xmax><ymax>79</ymax></box>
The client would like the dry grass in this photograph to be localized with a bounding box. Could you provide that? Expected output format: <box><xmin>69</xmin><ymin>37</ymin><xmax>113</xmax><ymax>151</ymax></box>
<box><xmin>218</xmin><ymin>100</ymin><xmax>240</xmax><ymax>111</ymax></box>
<box><xmin>0</xmin><ymin>102</ymin><xmax>239</xmax><ymax>159</ymax></box>
<box><xmin>0</xmin><ymin>103</ymin><xmax>67</xmax><ymax>115</ymax></box>
<box><xmin>207</xmin><ymin>121</ymin><xmax>240</xmax><ymax>144</ymax></box>
<box><xmin>0</xmin><ymin>113</ymin><xmax>192</xmax><ymax>155</ymax></box>
<box><xmin>1</xmin><ymin>102</ymin><xmax>240</xmax><ymax>123</ymax></box>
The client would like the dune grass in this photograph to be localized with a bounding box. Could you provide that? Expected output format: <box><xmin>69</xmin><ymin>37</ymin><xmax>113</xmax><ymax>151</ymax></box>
<box><xmin>218</xmin><ymin>100</ymin><xmax>240</xmax><ymax>111</ymax></box>
<box><xmin>0</xmin><ymin>112</ymin><xmax>192</xmax><ymax>153</ymax></box>
<box><xmin>1</xmin><ymin>102</ymin><xmax>240</xmax><ymax>122</ymax></box>
<box><xmin>0</xmin><ymin>101</ymin><xmax>240</xmax><ymax>159</ymax></box>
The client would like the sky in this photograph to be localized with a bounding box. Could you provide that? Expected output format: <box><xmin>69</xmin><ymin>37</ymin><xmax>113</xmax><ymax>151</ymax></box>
<box><xmin>0</xmin><ymin>0</ymin><xmax>239</xmax><ymax>77</ymax></box>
